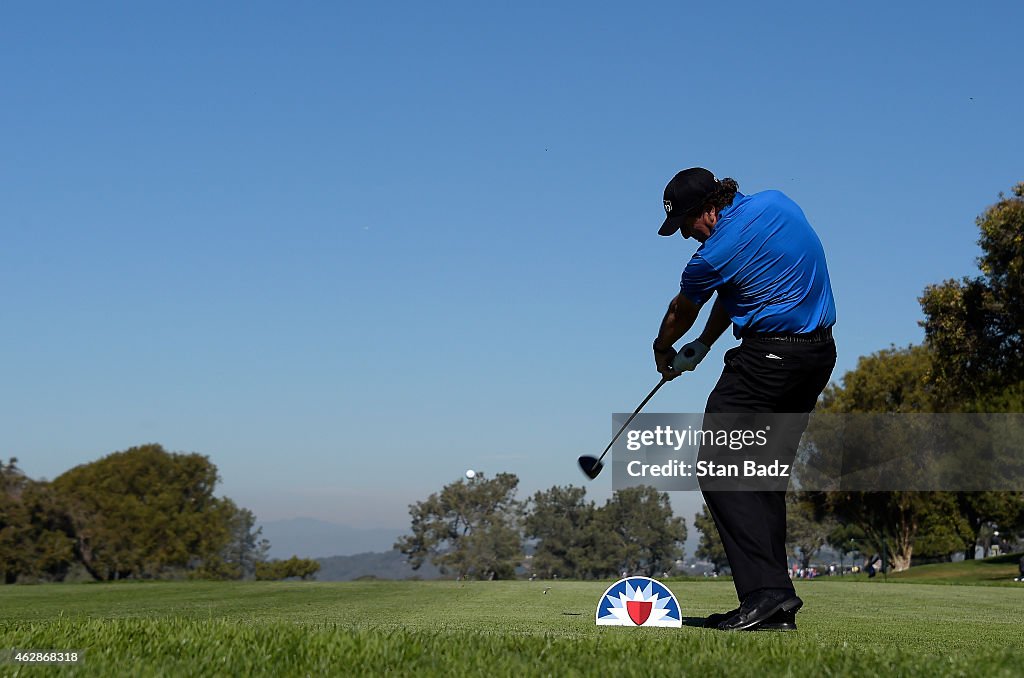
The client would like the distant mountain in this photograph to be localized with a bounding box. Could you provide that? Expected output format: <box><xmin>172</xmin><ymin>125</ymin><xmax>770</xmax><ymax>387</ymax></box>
<box><xmin>316</xmin><ymin>550</ymin><xmax>442</xmax><ymax>581</ymax></box>
<box><xmin>259</xmin><ymin>518</ymin><xmax>406</xmax><ymax>559</ymax></box>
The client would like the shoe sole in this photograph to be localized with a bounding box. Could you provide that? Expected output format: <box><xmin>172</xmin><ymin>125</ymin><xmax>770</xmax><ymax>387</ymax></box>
<box><xmin>722</xmin><ymin>596</ymin><xmax>803</xmax><ymax>632</ymax></box>
<box><xmin>754</xmin><ymin>621</ymin><xmax>797</xmax><ymax>631</ymax></box>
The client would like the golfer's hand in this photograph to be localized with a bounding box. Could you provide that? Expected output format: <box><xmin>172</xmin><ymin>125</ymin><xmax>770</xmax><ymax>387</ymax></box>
<box><xmin>653</xmin><ymin>341</ymin><xmax>680</xmax><ymax>380</ymax></box>
<box><xmin>671</xmin><ymin>340</ymin><xmax>710</xmax><ymax>372</ymax></box>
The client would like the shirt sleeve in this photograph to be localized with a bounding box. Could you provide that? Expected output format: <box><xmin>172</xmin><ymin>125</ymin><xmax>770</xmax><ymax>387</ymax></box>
<box><xmin>680</xmin><ymin>253</ymin><xmax>721</xmax><ymax>307</ymax></box>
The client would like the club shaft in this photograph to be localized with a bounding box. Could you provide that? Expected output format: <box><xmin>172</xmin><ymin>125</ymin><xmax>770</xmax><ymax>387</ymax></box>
<box><xmin>595</xmin><ymin>377</ymin><xmax>667</xmax><ymax>464</ymax></box>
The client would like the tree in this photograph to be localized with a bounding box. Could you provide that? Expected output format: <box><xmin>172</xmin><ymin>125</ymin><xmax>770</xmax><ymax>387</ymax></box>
<box><xmin>827</xmin><ymin>523</ymin><xmax>867</xmax><ymax>568</ymax></box>
<box><xmin>527</xmin><ymin>487</ymin><xmax>687</xmax><ymax>580</ymax></box>
<box><xmin>919</xmin><ymin>183</ymin><xmax>1024</xmax><ymax>556</ymax></box>
<box><xmin>395</xmin><ymin>472</ymin><xmax>523</xmax><ymax>580</ymax></box>
<box><xmin>219</xmin><ymin>501</ymin><xmax>270</xmax><ymax>579</ymax></box>
<box><xmin>818</xmin><ymin>344</ymin><xmax>935</xmax><ymax>414</ymax></box>
<box><xmin>911</xmin><ymin>499</ymin><xmax>973</xmax><ymax>564</ymax></box>
<box><xmin>815</xmin><ymin>491</ymin><xmax>932</xmax><ymax>571</ymax></box>
<box><xmin>809</xmin><ymin>346</ymin><xmax>956</xmax><ymax>570</ymax></box>
<box><xmin>52</xmin><ymin>444</ymin><xmax>236</xmax><ymax>580</ymax></box>
<box><xmin>949</xmin><ymin>386</ymin><xmax>1024</xmax><ymax>558</ymax></box>
<box><xmin>573</xmin><ymin>518</ymin><xmax>630</xmax><ymax>580</ymax></box>
<box><xmin>802</xmin><ymin>183</ymin><xmax>1024</xmax><ymax>570</ymax></box>
<box><xmin>786</xmin><ymin>493</ymin><xmax>834</xmax><ymax>570</ymax></box>
<box><xmin>255</xmin><ymin>556</ymin><xmax>320</xmax><ymax>581</ymax></box>
<box><xmin>920</xmin><ymin>183</ymin><xmax>1024</xmax><ymax>407</ymax></box>
<box><xmin>524</xmin><ymin>485</ymin><xmax>595</xmax><ymax>579</ymax></box>
<box><xmin>0</xmin><ymin>458</ymin><xmax>75</xmax><ymax>583</ymax></box>
<box><xmin>693</xmin><ymin>504</ymin><xmax>729</xmax><ymax>572</ymax></box>
<box><xmin>954</xmin><ymin>492</ymin><xmax>1024</xmax><ymax>559</ymax></box>
<box><xmin>597</xmin><ymin>487</ymin><xmax>686</xmax><ymax>577</ymax></box>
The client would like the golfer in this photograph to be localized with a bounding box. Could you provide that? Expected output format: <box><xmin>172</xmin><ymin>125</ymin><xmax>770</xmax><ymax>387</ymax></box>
<box><xmin>652</xmin><ymin>168</ymin><xmax>836</xmax><ymax>631</ymax></box>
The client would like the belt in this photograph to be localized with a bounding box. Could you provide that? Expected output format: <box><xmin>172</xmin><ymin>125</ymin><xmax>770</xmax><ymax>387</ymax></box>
<box><xmin>742</xmin><ymin>326</ymin><xmax>833</xmax><ymax>343</ymax></box>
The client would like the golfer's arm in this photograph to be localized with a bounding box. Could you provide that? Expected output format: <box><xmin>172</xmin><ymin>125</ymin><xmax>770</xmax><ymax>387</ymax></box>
<box><xmin>697</xmin><ymin>295</ymin><xmax>732</xmax><ymax>348</ymax></box>
<box><xmin>654</xmin><ymin>293</ymin><xmax>701</xmax><ymax>350</ymax></box>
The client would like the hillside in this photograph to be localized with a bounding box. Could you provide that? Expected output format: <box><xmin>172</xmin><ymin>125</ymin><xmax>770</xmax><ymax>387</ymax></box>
<box><xmin>885</xmin><ymin>552</ymin><xmax>1023</xmax><ymax>586</ymax></box>
<box><xmin>316</xmin><ymin>550</ymin><xmax>442</xmax><ymax>581</ymax></box>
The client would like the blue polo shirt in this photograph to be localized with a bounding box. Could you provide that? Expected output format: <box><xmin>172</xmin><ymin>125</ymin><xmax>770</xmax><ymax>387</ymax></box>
<box><xmin>680</xmin><ymin>190</ymin><xmax>836</xmax><ymax>336</ymax></box>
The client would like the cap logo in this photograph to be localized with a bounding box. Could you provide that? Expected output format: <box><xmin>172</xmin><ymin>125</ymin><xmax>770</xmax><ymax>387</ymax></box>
<box><xmin>663</xmin><ymin>200</ymin><xmax>673</xmax><ymax>214</ymax></box>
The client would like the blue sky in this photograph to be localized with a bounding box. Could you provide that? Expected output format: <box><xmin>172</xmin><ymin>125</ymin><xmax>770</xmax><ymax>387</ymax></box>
<box><xmin>2</xmin><ymin>1</ymin><xmax>1022</xmax><ymax>538</ymax></box>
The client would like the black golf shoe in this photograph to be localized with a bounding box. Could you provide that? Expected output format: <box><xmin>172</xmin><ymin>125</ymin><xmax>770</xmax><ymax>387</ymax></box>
<box><xmin>754</xmin><ymin>609</ymin><xmax>797</xmax><ymax>631</ymax></box>
<box><xmin>706</xmin><ymin>607</ymin><xmax>797</xmax><ymax>631</ymax></box>
<box><xmin>716</xmin><ymin>590</ymin><xmax>803</xmax><ymax>631</ymax></box>
<box><xmin>703</xmin><ymin>607</ymin><xmax>740</xmax><ymax>628</ymax></box>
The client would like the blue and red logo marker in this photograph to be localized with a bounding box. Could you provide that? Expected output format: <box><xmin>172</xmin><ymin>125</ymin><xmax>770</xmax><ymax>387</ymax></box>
<box><xmin>595</xmin><ymin>577</ymin><xmax>682</xmax><ymax>627</ymax></box>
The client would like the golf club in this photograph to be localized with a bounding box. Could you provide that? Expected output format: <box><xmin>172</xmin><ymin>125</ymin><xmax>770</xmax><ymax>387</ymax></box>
<box><xmin>577</xmin><ymin>376</ymin><xmax>668</xmax><ymax>480</ymax></box>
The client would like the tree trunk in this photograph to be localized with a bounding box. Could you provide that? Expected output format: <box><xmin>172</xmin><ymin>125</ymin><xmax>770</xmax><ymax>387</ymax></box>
<box><xmin>886</xmin><ymin>494</ymin><xmax>918</xmax><ymax>572</ymax></box>
<box><xmin>889</xmin><ymin>551</ymin><xmax>912</xmax><ymax>571</ymax></box>
<box><xmin>964</xmin><ymin>521</ymin><xmax>981</xmax><ymax>559</ymax></box>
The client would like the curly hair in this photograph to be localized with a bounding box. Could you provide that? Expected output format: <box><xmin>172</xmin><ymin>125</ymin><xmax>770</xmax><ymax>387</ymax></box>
<box><xmin>704</xmin><ymin>177</ymin><xmax>739</xmax><ymax>213</ymax></box>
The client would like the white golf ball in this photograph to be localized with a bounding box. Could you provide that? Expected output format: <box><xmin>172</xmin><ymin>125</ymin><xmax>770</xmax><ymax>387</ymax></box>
<box><xmin>465</xmin><ymin>469</ymin><xmax>476</xmax><ymax>479</ymax></box>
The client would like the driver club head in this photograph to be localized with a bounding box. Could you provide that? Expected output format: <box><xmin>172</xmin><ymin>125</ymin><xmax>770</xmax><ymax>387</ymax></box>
<box><xmin>576</xmin><ymin>377</ymin><xmax>667</xmax><ymax>482</ymax></box>
<box><xmin>577</xmin><ymin>455</ymin><xmax>604</xmax><ymax>480</ymax></box>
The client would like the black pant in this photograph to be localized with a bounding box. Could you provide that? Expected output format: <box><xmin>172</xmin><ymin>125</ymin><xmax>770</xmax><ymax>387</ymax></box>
<box><xmin>699</xmin><ymin>336</ymin><xmax>836</xmax><ymax>601</ymax></box>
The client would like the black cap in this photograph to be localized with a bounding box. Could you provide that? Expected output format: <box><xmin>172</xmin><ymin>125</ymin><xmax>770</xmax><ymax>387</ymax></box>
<box><xmin>659</xmin><ymin>167</ymin><xmax>719</xmax><ymax>236</ymax></box>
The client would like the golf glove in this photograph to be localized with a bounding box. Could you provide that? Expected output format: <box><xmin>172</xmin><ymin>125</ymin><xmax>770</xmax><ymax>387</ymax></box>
<box><xmin>672</xmin><ymin>340</ymin><xmax>710</xmax><ymax>372</ymax></box>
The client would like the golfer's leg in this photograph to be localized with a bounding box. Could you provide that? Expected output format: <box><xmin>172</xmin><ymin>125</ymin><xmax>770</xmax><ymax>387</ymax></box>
<box><xmin>761</xmin><ymin>411</ymin><xmax>808</xmax><ymax>592</ymax></box>
<box><xmin>765</xmin><ymin>340</ymin><xmax>837</xmax><ymax>593</ymax></box>
<box><xmin>701</xmin><ymin>352</ymin><xmax>778</xmax><ymax>600</ymax></box>
<box><xmin>704</xmin><ymin>490</ymin><xmax>785</xmax><ymax>599</ymax></box>
<box><xmin>761</xmin><ymin>490</ymin><xmax>796</xmax><ymax>593</ymax></box>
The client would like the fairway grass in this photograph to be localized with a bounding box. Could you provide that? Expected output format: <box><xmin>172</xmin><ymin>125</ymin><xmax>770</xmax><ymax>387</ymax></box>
<box><xmin>885</xmin><ymin>553</ymin><xmax>1024</xmax><ymax>585</ymax></box>
<box><xmin>2</xmin><ymin>580</ymin><xmax>1023</xmax><ymax>676</ymax></box>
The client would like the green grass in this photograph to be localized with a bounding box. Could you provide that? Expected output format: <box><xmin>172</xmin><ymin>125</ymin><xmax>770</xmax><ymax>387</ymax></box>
<box><xmin>1</xmin><ymin>579</ymin><xmax>1023</xmax><ymax>676</ymax></box>
<box><xmin>786</xmin><ymin>552</ymin><xmax>1024</xmax><ymax>587</ymax></box>
<box><xmin>884</xmin><ymin>553</ymin><xmax>1024</xmax><ymax>585</ymax></box>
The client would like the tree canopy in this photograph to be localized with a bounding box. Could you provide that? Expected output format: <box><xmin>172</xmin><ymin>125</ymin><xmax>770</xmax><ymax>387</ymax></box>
<box><xmin>53</xmin><ymin>444</ymin><xmax>236</xmax><ymax>580</ymax></box>
<box><xmin>920</xmin><ymin>183</ymin><xmax>1024</xmax><ymax>408</ymax></box>
<box><xmin>395</xmin><ymin>472</ymin><xmax>524</xmax><ymax>580</ymax></box>
<box><xmin>3</xmin><ymin>445</ymin><xmax>275</xmax><ymax>584</ymax></box>
<box><xmin>398</xmin><ymin>477</ymin><xmax>688</xmax><ymax>580</ymax></box>
<box><xmin>804</xmin><ymin>182</ymin><xmax>1024</xmax><ymax>569</ymax></box>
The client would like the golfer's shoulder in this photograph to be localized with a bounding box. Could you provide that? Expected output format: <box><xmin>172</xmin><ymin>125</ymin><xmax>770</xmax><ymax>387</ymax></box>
<box><xmin>745</xmin><ymin>189</ymin><xmax>800</xmax><ymax>212</ymax></box>
<box><xmin>743</xmin><ymin>190</ymin><xmax>810</xmax><ymax>224</ymax></box>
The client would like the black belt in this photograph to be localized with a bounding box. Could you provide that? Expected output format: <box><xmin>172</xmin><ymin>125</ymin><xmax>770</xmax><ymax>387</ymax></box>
<box><xmin>742</xmin><ymin>326</ymin><xmax>833</xmax><ymax>343</ymax></box>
